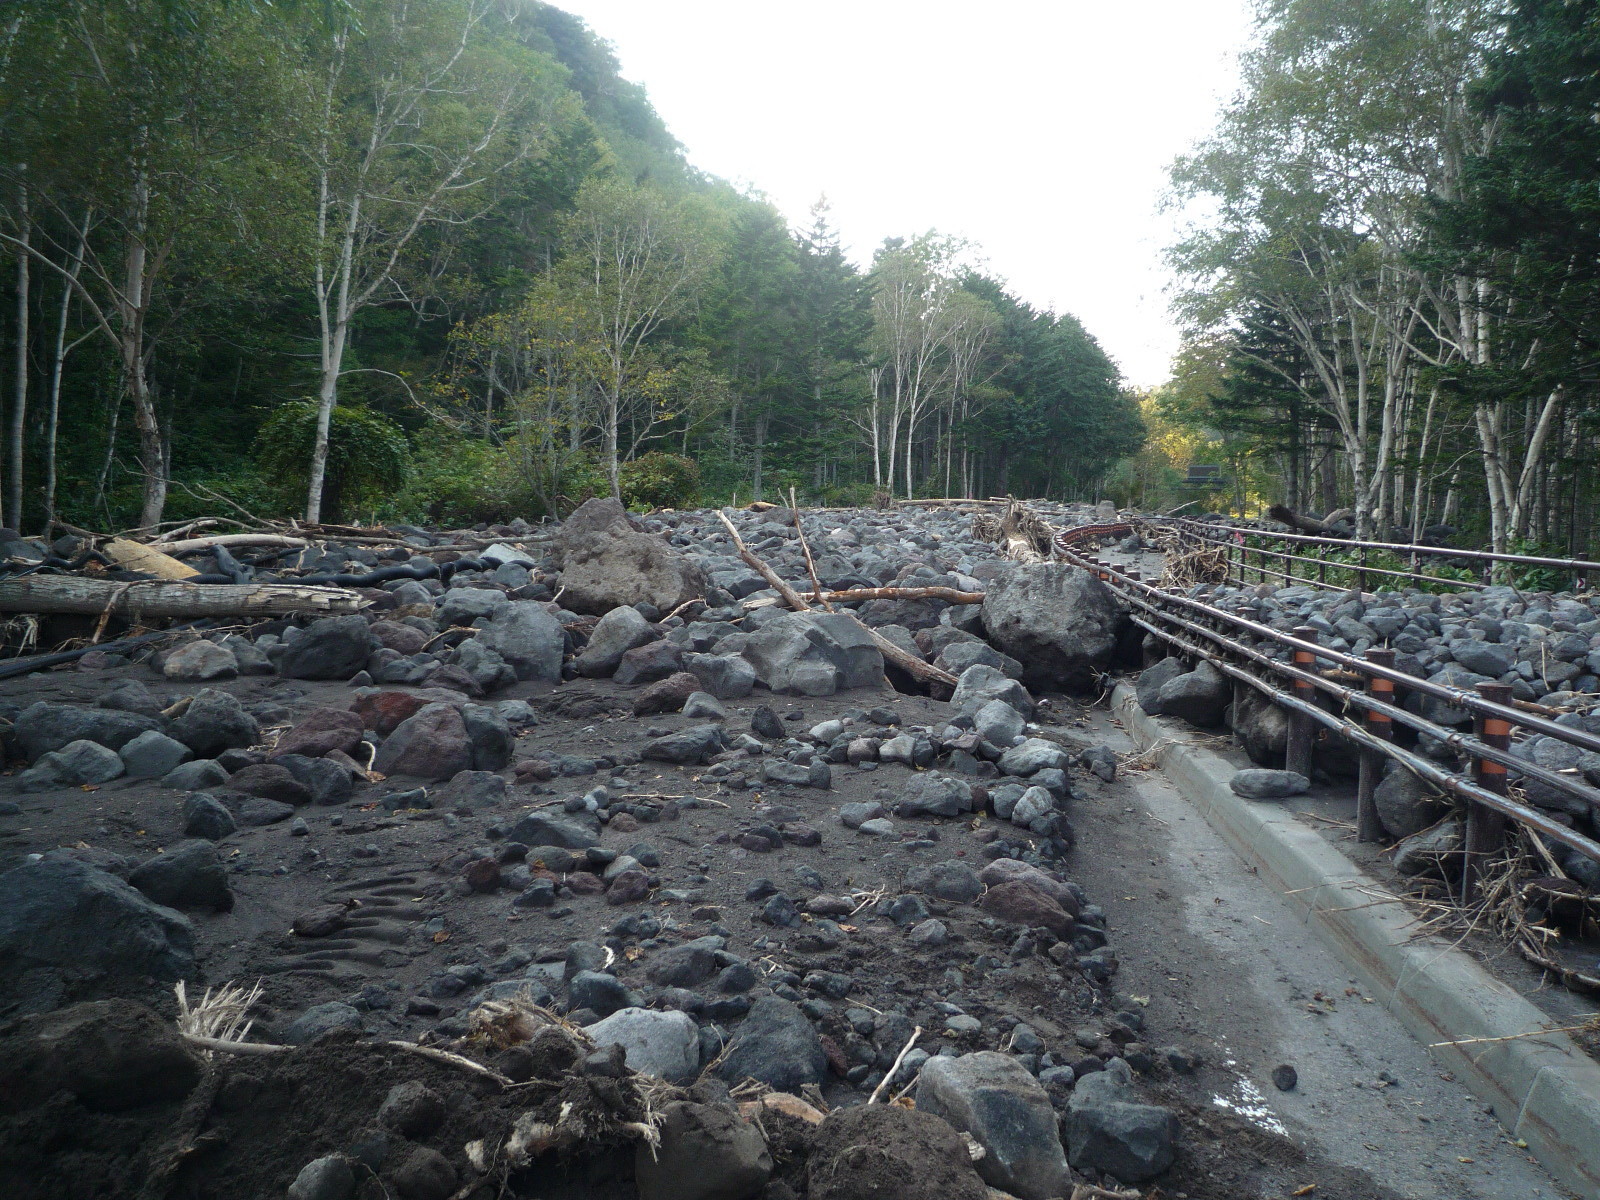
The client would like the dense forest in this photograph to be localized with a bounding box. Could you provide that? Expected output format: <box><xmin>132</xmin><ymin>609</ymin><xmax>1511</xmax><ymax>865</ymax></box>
<box><xmin>0</xmin><ymin>0</ymin><xmax>1141</xmax><ymax>536</ymax></box>
<box><xmin>1142</xmin><ymin>0</ymin><xmax>1600</xmax><ymax>555</ymax></box>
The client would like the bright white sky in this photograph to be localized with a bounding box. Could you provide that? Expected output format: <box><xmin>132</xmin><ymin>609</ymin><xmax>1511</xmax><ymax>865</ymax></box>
<box><xmin>550</xmin><ymin>0</ymin><xmax>1257</xmax><ymax>388</ymax></box>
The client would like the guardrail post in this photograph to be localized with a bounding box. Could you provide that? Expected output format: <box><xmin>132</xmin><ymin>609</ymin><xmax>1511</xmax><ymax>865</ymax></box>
<box><xmin>1286</xmin><ymin>626</ymin><xmax>1319</xmax><ymax>780</ymax></box>
<box><xmin>1357</xmin><ymin>647</ymin><xmax>1395</xmax><ymax>842</ymax></box>
<box><xmin>1463</xmin><ymin>681</ymin><xmax>1513</xmax><ymax>904</ymax></box>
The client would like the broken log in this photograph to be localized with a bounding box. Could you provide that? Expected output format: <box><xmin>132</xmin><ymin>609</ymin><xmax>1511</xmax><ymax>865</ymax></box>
<box><xmin>1266</xmin><ymin>504</ymin><xmax>1349</xmax><ymax>538</ymax></box>
<box><xmin>714</xmin><ymin>511</ymin><xmax>959</xmax><ymax>690</ymax></box>
<box><xmin>103</xmin><ymin>538</ymin><xmax>199</xmax><ymax>580</ymax></box>
<box><xmin>0</xmin><ymin>576</ymin><xmax>368</xmax><ymax>618</ymax></box>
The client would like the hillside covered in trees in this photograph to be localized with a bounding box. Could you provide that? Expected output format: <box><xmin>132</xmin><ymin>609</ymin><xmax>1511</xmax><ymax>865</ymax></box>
<box><xmin>1150</xmin><ymin>0</ymin><xmax>1600</xmax><ymax>556</ymax></box>
<box><xmin>0</xmin><ymin>0</ymin><xmax>1141</xmax><ymax>535</ymax></box>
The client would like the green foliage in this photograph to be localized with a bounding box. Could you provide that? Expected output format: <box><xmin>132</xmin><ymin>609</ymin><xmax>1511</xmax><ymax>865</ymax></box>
<box><xmin>255</xmin><ymin>401</ymin><xmax>409</xmax><ymax>523</ymax></box>
<box><xmin>618</xmin><ymin>451</ymin><xmax>700</xmax><ymax>509</ymax></box>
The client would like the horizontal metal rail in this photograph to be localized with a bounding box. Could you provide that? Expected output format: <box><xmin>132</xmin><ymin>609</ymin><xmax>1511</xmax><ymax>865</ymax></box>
<box><xmin>1053</xmin><ymin>543</ymin><xmax>1600</xmax><ymax>867</ymax></box>
<box><xmin>1159</xmin><ymin>516</ymin><xmax>1600</xmax><ymax>575</ymax></box>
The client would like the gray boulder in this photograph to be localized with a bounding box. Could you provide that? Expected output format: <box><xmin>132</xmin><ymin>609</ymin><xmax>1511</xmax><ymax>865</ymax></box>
<box><xmin>1230</xmin><ymin>688</ymin><xmax>1289</xmax><ymax>765</ymax></box>
<box><xmin>1065</xmin><ymin>1059</ymin><xmax>1180</xmax><ymax>1184</ymax></box>
<box><xmin>950</xmin><ymin>663</ymin><xmax>1035</xmax><ymax>719</ymax></box>
<box><xmin>917</xmin><ymin>1050</ymin><xmax>1072</xmax><ymax>1200</ymax></box>
<box><xmin>281</xmin><ymin>1001</ymin><xmax>363</xmax><ymax>1045</ymax></box>
<box><xmin>1374</xmin><ymin>766</ymin><xmax>1448</xmax><ymax>839</ymax></box>
<box><xmin>13</xmin><ymin>702</ymin><xmax>161</xmax><ymax>761</ymax></box>
<box><xmin>162</xmin><ymin>760</ymin><xmax>229</xmax><ymax>791</ymax></box>
<box><xmin>684</xmin><ymin>651</ymin><xmax>757</xmax><ymax>699</ymax></box>
<box><xmin>554</xmin><ymin>498</ymin><xmax>707</xmax><ymax>616</ymax></box>
<box><xmin>1229</xmin><ymin>769</ymin><xmax>1309</xmax><ymax>799</ymax></box>
<box><xmin>162</xmin><ymin>640</ymin><xmax>238</xmax><ymax>681</ymax></box>
<box><xmin>182</xmin><ymin>793</ymin><xmax>238</xmax><ymax>841</ymax></box>
<box><xmin>120</xmin><ymin>730</ymin><xmax>193</xmax><ymax>780</ymax></box>
<box><xmin>972</xmin><ymin>699</ymin><xmax>1026</xmax><ymax>746</ymax></box>
<box><xmin>436</xmin><ymin>587</ymin><xmax>508</xmax><ymax>626</ymax></box>
<box><xmin>905</xmin><ymin>860</ymin><xmax>983</xmax><ymax>903</ymax></box>
<box><xmin>714</xmin><ymin>996</ymin><xmax>827</xmax><ymax>1092</ymax></box>
<box><xmin>895</xmin><ymin>773</ymin><xmax>973</xmax><ymax>818</ymax></box>
<box><xmin>168</xmin><ymin>689</ymin><xmax>259</xmax><ymax>758</ymax></box>
<box><xmin>128</xmin><ymin>841</ymin><xmax>232</xmax><ymax>912</ymax></box>
<box><xmin>585</xmin><ymin>1007</ymin><xmax>700</xmax><ymax>1082</ymax></box>
<box><xmin>273</xmin><ymin>615</ymin><xmax>374</xmax><ymax>680</ymax></box>
<box><xmin>17</xmin><ymin>739</ymin><xmax>125</xmax><ymax>790</ymax></box>
<box><xmin>505</xmin><ymin>811</ymin><xmax>600</xmax><ymax>849</ymax></box>
<box><xmin>476</xmin><ymin>601</ymin><xmax>564</xmax><ymax>683</ymax></box>
<box><xmin>1156</xmin><ymin>660</ymin><xmax>1230</xmax><ymax>727</ymax></box>
<box><xmin>997</xmin><ymin>738</ymin><xmax>1072</xmax><ymax>777</ymax></box>
<box><xmin>0</xmin><ymin>859</ymin><xmax>195</xmax><ymax>982</ymax></box>
<box><xmin>981</xmin><ymin>563</ymin><xmax>1123</xmax><ymax>692</ymax></box>
<box><xmin>742</xmin><ymin>611</ymin><xmax>883</xmax><ymax>696</ymax></box>
<box><xmin>1394</xmin><ymin>819</ymin><xmax>1464</xmax><ymax>877</ymax></box>
<box><xmin>1134</xmin><ymin>657</ymin><xmax>1187</xmax><ymax>715</ymax></box>
<box><xmin>576</xmin><ymin>605</ymin><xmax>657</xmax><ymax>677</ymax></box>
<box><xmin>642</xmin><ymin>725</ymin><xmax>729</xmax><ymax>765</ymax></box>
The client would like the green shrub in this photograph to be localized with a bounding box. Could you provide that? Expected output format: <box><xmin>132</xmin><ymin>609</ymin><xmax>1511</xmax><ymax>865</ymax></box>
<box><xmin>619</xmin><ymin>451</ymin><xmax>701</xmax><ymax>509</ymax></box>
<box><xmin>254</xmin><ymin>400</ymin><xmax>409</xmax><ymax>523</ymax></box>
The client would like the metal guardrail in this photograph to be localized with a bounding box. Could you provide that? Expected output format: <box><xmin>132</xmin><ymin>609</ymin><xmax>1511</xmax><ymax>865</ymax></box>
<box><xmin>1048</xmin><ymin>531</ymin><xmax>1600</xmax><ymax>899</ymax></box>
<box><xmin>1156</xmin><ymin>516</ymin><xmax>1600</xmax><ymax>594</ymax></box>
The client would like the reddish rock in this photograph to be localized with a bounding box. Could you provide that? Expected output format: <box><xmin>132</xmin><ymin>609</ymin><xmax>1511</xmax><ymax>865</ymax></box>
<box><xmin>514</xmin><ymin>758</ymin><xmax>554</xmax><ymax>782</ymax></box>
<box><xmin>632</xmin><ymin>671</ymin><xmax>700</xmax><ymax>715</ymax></box>
<box><xmin>607</xmin><ymin>812</ymin><xmax>640</xmax><ymax>833</ymax></box>
<box><xmin>977</xmin><ymin>879</ymin><xmax>1076</xmax><ymax>938</ymax></box>
<box><xmin>977</xmin><ymin>859</ymin><xmax>1081</xmax><ymax>917</ymax></box>
<box><xmin>370</xmin><ymin>620</ymin><xmax>430</xmax><ymax>655</ymax></box>
<box><xmin>819</xmin><ymin>1034</ymin><xmax>849</xmax><ymax>1076</ymax></box>
<box><xmin>292</xmin><ymin>904</ymin><xmax>349</xmax><ymax>937</ymax></box>
<box><xmin>565</xmin><ymin>872</ymin><xmax>605</xmax><ymax>896</ymax></box>
<box><xmin>804</xmin><ymin>894</ymin><xmax>854</xmax><ymax>916</ymax></box>
<box><xmin>273</xmin><ymin>708</ymin><xmax>365</xmax><ymax>759</ymax></box>
<box><xmin>738</xmin><ymin>832</ymin><xmax>778</xmax><ymax>853</ymax></box>
<box><xmin>604</xmin><ymin>870</ymin><xmax>651</xmax><ymax>905</ymax></box>
<box><xmin>371</xmin><ymin>703</ymin><xmax>471</xmax><ymax>781</ymax></box>
<box><xmin>227</xmin><ymin>763</ymin><xmax>312</xmax><ymax>805</ymax></box>
<box><xmin>780</xmin><ymin>824</ymin><xmax>822</xmax><ymax>847</ymax></box>
<box><xmin>352</xmin><ymin>691</ymin><xmax>428</xmax><ymax>736</ymax></box>
<box><xmin>462</xmin><ymin>858</ymin><xmax>501</xmax><ymax>893</ymax></box>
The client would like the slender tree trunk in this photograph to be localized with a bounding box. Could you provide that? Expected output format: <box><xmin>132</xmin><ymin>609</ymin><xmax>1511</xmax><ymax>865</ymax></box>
<box><xmin>7</xmin><ymin>189</ymin><xmax>28</xmax><ymax>530</ymax></box>
<box><xmin>41</xmin><ymin>214</ymin><xmax>90</xmax><ymax>535</ymax></box>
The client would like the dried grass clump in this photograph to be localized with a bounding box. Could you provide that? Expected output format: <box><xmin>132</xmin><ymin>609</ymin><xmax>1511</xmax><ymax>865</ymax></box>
<box><xmin>174</xmin><ymin>979</ymin><xmax>264</xmax><ymax>1048</ymax></box>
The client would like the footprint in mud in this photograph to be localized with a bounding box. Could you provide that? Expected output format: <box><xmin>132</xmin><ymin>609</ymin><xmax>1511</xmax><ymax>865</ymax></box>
<box><xmin>263</xmin><ymin>872</ymin><xmax>434</xmax><ymax>984</ymax></box>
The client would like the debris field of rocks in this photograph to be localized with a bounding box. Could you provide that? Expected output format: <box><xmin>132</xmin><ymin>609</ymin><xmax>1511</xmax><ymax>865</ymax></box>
<box><xmin>0</xmin><ymin>498</ymin><xmax>1432</xmax><ymax>1200</ymax></box>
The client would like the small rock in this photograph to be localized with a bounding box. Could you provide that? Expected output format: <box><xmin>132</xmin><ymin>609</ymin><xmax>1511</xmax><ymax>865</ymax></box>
<box><xmin>287</xmin><ymin>1155</ymin><xmax>356</xmax><ymax>1200</ymax></box>
<box><xmin>1272</xmin><ymin>1063</ymin><xmax>1298</xmax><ymax>1091</ymax></box>
<box><xmin>1229</xmin><ymin>769</ymin><xmax>1309</xmax><ymax>800</ymax></box>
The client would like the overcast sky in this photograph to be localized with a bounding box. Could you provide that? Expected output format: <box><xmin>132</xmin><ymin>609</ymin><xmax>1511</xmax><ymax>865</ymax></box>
<box><xmin>549</xmin><ymin>0</ymin><xmax>1257</xmax><ymax>387</ymax></box>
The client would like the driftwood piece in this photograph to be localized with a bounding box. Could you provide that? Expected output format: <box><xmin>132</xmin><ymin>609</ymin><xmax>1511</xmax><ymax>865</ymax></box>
<box><xmin>159</xmin><ymin>534</ymin><xmax>309</xmax><ymax>555</ymax></box>
<box><xmin>0</xmin><ymin>576</ymin><xmax>368</xmax><ymax>618</ymax></box>
<box><xmin>714</xmin><ymin>511</ymin><xmax>958</xmax><ymax>690</ymax></box>
<box><xmin>103</xmin><ymin>539</ymin><xmax>199</xmax><ymax>580</ymax></box>
<box><xmin>743</xmin><ymin>586</ymin><xmax>984</xmax><ymax>609</ymax></box>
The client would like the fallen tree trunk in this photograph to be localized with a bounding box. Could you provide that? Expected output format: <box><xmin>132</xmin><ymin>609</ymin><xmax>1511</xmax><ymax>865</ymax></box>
<box><xmin>0</xmin><ymin>576</ymin><xmax>368</xmax><ymax>618</ymax></box>
<box><xmin>744</xmin><ymin>585</ymin><xmax>984</xmax><ymax>609</ymax></box>
<box><xmin>1265</xmin><ymin>504</ymin><xmax>1348</xmax><ymax>537</ymax></box>
<box><xmin>103</xmin><ymin>538</ymin><xmax>199</xmax><ymax>580</ymax></box>
<box><xmin>715</xmin><ymin>511</ymin><xmax>959</xmax><ymax>690</ymax></box>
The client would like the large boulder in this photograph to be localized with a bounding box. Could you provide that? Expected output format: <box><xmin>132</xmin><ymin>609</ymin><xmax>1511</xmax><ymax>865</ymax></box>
<box><xmin>474</xmin><ymin>603</ymin><xmax>564</xmax><ymax>683</ymax></box>
<box><xmin>554</xmin><ymin>498</ymin><xmax>706</xmax><ymax>616</ymax></box>
<box><xmin>128</xmin><ymin>841</ymin><xmax>233</xmax><ymax>912</ymax></box>
<box><xmin>12</xmin><ymin>702</ymin><xmax>161</xmax><ymax>762</ymax></box>
<box><xmin>916</xmin><ymin>1051</ymin><xmax>1072</xmax><ymax>1200</ymax></box>
<box><xmin>576</xmin><ymin>605</ymin><xmax>657</xmax><ymax>677</ymax></box>
<box><xmin>372</xmin><ymin>703</ymin><xmax>471</xmax><ymax>780</ymax></box>
<box><xmin>168</xmin><ymin>689</ymin><xmax>260</xmax><ymax>758</ymax></box>
<box><xmin>0</xmin><ymin>999</ymin><xmax>204</xmax><ymax>1113</ymax></box>
<box><xmin>0</xmin><ymin>859</ymin><xmax>195</xmax><ymax>982</ymax></box>
<box><xmin>1155</xmin><ymin>660</ymin><xmax>1230</xmax><ymax>727</ymax></box>
<box><xmin>714</xmin><ymin>996</ymin><xmax>826</xmax><ymax>1092</ymax></box>
<box><xmin>1374</xmin><ymin>764</ymin><xmax>1449</xmax><ymax>839</ymax></box>
<box><xmin>742</xmin><ymin>612</ymin><xmax>884</xmax><ymax>696</ymax></box>
<box><xmin>1064</xmin><ymin>1059</ymin><xmax>1179</xmax><ymax>1184</ymax></box>
<box><xmin>273</xmin><ymin>615</ymin><xmax>375</xmax><ymax>680</ymax></box>
<box><xmin>585</xmin><ymin>1007</ymin><xmax>700</xmax><ymax>1082</ymax></box>
<box><xmin>1230</xmin><ymin>686</ymin><xmax>1288</xmax><ymax>765</ymax></box>
<box><xmin>981</xmin><ymin>563</ymin><xmax>1123</xmax><ymax>692</ymax></box>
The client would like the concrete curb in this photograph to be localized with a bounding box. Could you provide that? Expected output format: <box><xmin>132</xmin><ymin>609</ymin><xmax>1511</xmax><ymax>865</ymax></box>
<box><xmin>1111</xmin><ymin>683</ymin><xmax>1600</xmax><ymax>1200</ymax></box>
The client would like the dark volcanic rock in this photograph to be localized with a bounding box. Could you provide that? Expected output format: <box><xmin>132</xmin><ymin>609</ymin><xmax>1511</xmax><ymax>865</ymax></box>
<box><xmin>714</xmin><ymin>996</ymin><xmax>826</xmax><ymax>1092</ymax></box>
<box><xmin>169</xmin><ymin>690</ymin><xmax>260</xmax><ymax>758</ymax></box>
<box><xmin>274</xmin><ymin>615</ymin><xmax>375</xmax><ymax>680</ymax></box>
<box><xmin>554</xmin><ymin>498</ymin><xmax>707</xmax><ymax>617</ymax></box>
<box><xmin>0</xmin><ymin>999</ymin><xmax>203</xmax><ymax>1113</ymax></box>
<box><xmin>0</xmin><ymin>859</ymin><xmax>195</xmax><ymax>982</ymax></box>
<box><xmin>372</xmin><ymin>703</ymin><xmax>471</xmax><ymax>780</ymax></box>
<box><xmin>981</xmin><ymin>563</ymin><xmax>1123</xmax><ymax>691</ymax></box>
<box><xmin>13</xmin><ymin>702</ymin><xmax>161</xmax><ymax>762</ymax></box>
<box><xmin>128</xmin><ymin>841</ymin><xmax>233</xmax><ymax>911</ymax></box>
